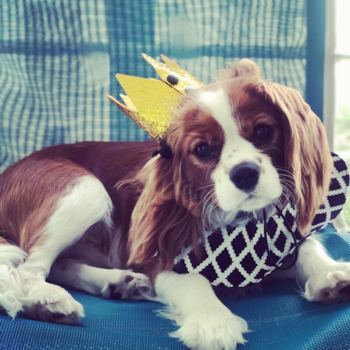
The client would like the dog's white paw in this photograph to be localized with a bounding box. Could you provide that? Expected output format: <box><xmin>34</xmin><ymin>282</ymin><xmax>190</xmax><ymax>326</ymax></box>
<box><xmin>171</xmin><ymin>306</ymin><xmax>248</xmax><ymax>350</ymax></box>
<box><xmin>304</xmin><ymin>262</ymin><xmax>350</xmax><ymax>303</ymax></box>
<box><xmin>103</xmin><ymin>270</ymin><xmax>155</xmax><ymax>301</ymax></box>
<box><xmin>22</xmin><ymin>282</ymin><xmax>84</xmax><ymax>324</ymax></box>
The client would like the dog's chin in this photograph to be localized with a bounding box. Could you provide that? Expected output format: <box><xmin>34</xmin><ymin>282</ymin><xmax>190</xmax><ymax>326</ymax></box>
<box><xmin>208</xmin><ymin>196</ymin><xmax>277</xmax><ymax>229</ymax></box>
<box><xmin>217</xmin><ymin>194</ymin><xmax>278</xmax><ymax>217</ymax></box>
<box><xmin>238</xmin><ymin>195</ymin><xmax>275</xmax><ymax>212</ymax></box>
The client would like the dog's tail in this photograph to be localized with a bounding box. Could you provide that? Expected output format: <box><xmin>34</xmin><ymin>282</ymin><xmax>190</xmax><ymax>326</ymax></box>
<box><xmin>0</xmin><ymin>239</ymin><xmax>27</xmax><ymax>318</ymax></box>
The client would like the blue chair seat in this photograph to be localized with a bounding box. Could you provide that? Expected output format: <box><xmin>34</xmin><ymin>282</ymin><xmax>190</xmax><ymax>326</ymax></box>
<box><xmin>1</xmin><ymin>225</ymin><xmax>350</xmax><ymax>350</ymax></box>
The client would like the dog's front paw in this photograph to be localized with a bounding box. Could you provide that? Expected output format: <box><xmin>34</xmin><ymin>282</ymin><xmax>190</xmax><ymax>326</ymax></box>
<box><xmin>22</xmin><ymin>282</ymin><xmax>84</xmax><ymax>324</ymax></box>
<box><xmin>103</xmin><ymin>270</ymin><xmax>155</xmax><ymax>301</ymax></box>
<box><xmin>304</xmin><ymin>262</ymin><xmax>350</xmax><ymax>303</ymax></box>
<box><xmin>171</xmin><ymin>306</ymin><xmax>248</xmax><ymax>350</ymax></box>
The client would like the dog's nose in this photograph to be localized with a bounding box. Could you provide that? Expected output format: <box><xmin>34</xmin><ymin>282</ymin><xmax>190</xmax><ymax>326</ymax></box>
<box><xmin>229</xmin><ymin>162</ymin><xmax>260</xmax><ymax>192</ymax></box>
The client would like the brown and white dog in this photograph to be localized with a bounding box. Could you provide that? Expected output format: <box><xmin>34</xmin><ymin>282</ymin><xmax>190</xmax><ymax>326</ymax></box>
<box><xmin>0</xmin><ymin>59</ymin><xmax>349</xmax><ymax>350</ymax></box>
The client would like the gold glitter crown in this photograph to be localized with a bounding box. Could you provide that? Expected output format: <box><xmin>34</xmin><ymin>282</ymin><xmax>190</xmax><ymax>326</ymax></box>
<box><xmin>107</xmin><ymin>54</ymin><xmax>204</xmax><ymax>141</ymax></box>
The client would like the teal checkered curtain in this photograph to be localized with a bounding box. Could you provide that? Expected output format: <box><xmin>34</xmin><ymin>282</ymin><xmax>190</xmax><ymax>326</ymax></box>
<box><xmin>0</xmin><ymin>0</ymin><xmax>309</xmax><ymax>172</ymax></box>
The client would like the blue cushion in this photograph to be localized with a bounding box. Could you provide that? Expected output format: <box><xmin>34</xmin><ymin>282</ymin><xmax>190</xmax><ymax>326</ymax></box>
<box><xmin>1</xmin><ymin>225</ymin><xmax>350</xmax><ymax>350</ymax></box>
<box><xmin>0</xmin><ymin>0</ymin><xmax>310</xmax><ymax>173</ymax></box>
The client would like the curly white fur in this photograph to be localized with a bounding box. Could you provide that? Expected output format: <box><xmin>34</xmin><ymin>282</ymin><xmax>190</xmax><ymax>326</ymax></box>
<box><xmin>0</xmin><ymin>244</ymin><xmax>27</xmax><ymax>318</ymax></box>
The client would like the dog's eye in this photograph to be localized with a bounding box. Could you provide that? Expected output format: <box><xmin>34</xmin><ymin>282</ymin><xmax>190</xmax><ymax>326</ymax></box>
<box><xmin>254</xmin><ymin>125</ymin><xmax>271</xmax><ymax>141</ymax></box>
<box><xmin>195</xmin><ymin>143</ymin><xmax>212</xmax><ymax>158</ymax></box>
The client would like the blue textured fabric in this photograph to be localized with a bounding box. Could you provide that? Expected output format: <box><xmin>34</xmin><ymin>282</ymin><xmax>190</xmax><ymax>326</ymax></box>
<box><xmin>306</xmin><ymin>0</ymin><xmax>326</xmax><ymax>120</ymax></box>
<box><xmin>1</xmin><ymin>225</ymin><xmax>350</xmax><ymax>350</ymax></box>
<box><xmin>0</xmin><ymin>0</ymin><xmax>310</xmax><ymax>172</ymax></box>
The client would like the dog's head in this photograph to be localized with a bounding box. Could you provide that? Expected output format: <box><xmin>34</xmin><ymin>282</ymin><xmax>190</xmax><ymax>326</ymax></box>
<box><xmin>127</xmin><ymin>59</ymin><xmax>333</xmax><ymax>272</ymax></box>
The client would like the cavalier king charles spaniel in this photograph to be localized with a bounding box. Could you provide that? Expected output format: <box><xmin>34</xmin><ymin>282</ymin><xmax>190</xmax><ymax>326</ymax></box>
<box><xmin>1</xmin><ymin>59</ymin><xmax>349</xmax><ymax>350</ymax></box>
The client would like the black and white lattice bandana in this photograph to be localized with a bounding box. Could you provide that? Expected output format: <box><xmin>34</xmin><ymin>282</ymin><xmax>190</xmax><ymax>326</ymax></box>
<box><xmin>173</xmin><ymin>153</ymin><xmax>349</xmax><ymax>288</ymax></box>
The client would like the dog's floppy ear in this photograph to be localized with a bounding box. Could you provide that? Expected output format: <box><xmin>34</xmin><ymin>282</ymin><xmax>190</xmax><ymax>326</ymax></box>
<box><xmin>127</xmin><ymin>151</ymin><xmax>203</xmax><ymax>273</ymax></box>
<box><xmin>261</xmin><ymin>82</ymin><xmax>333</xmax><ymax>235</ymax></box>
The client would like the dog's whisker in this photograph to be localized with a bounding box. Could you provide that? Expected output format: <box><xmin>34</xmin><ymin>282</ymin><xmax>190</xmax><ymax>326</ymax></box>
<box><xmin>196</xmin><ymin>184</ymin><xmax>215</xmax><ymax>192</ymax></box>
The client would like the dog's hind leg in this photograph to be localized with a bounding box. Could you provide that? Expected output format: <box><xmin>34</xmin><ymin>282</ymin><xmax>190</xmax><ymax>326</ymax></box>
<box><xmin>15</xmin><ymin>175</ymin><xmax>113</xmax><ymax>324</ymax></box>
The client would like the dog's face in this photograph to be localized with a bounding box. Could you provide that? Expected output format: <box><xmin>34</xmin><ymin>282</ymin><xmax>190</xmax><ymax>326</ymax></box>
<box><xmin>164</xmin><ymin>59</ymin><xmax>332</xmax><ymax>231</ymax></box>
<box><xmin>128</xmin><ymin>59</ymin><xmax>333</xmax><ymax>270</ymax></box>
<box><xmin>210</xmin><ymin>88</ymin><xmax>284</xmax><ymax>213</ymax></box>
<box><xmin>169</xmin><ymin>84</ymin><xmax>284</xmax><ymax>217</ymax></box>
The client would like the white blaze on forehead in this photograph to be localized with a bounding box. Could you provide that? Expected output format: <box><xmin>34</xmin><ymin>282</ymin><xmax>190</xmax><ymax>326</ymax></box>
<box><xmin>200</xmin><ymin>90</ymin><xmax>237</xmax><ymax>138</ymax></box>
